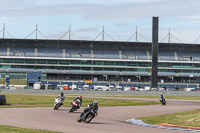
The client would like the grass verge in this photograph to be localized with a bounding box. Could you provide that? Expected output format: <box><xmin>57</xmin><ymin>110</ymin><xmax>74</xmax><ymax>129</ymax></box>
<box><xmin>73</xmin><ymin>95</ymin><xmax>200</xmax><ymax>100</ymax></box>
<box><xmin>139</xmin><ymin>109</ymin><xmax>200</xmax><ymax>127</ymax></box>
<box><xmin>2</xmin><ymin>92</ymin><xmax>200</xmax><ymax>100</ymax></box>
<box><xmin>0</xmin><ymin>125</ymin><xmax>61</xmax><ymax>133</ymax></box>
<box><xmin>0</xmin><ymin>94</ymin><xmax>159</xmax><ymax>108</ymax></box>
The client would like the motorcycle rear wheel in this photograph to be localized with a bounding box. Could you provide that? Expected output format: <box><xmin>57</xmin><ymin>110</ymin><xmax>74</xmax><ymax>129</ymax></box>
<box><xmin>77</xmin><ymin>116</ymin><xmax>82</xmax><ymax>122</ymax></box>
<box><xmin>163</xmin><ymin>101</ymin><xmax>166</xmax><ymax>105</ymax></box>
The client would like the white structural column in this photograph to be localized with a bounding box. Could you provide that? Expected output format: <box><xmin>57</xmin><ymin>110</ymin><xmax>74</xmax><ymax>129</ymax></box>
<box><xmin>35</xmin><ymin>48</ymin><xmax>37</xmax><ymax>57</ymax></box>
<box><xmin>147</xmin><ymin>50</ymin><xmax>150</xmax><ymax>60</ymax></box>
<box><xmin>174</xmin><ymin>52</ymin><xmax>178</xmax><ymax>61</ymax></box>
<box><xmin>63</xmin><ymin>49</ymin><xmax>66</xmax><ymax>58</ymax></box>
<box><xmin>119</xmin><ymin>50</ymin><xmax>122</xmax><ymax>59</ymax></box>
<box><xmin>7</xmin><ymin>47</ymin><xmax>10</xmax><ymax>56</ymax></box>
<box><xmin>91</xmin><ymin>49</ymin><xmax>94</xmax><ymax>58</ymax></box>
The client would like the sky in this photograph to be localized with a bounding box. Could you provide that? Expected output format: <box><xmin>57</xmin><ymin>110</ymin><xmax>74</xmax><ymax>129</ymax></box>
<box><xmin>0</xmin><ymin>0</ymin><xmax>200</xmax><ymax>43</ymax></box>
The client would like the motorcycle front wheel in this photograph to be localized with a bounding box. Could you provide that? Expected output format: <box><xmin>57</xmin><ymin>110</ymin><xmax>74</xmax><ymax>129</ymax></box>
<box><xmin>69</xmin><ymin>107</ymin><xmax>75</xmax><ymax>113</ymax></box>
<box><xmin>85</xmin><ymin>114</ymin><xmax>94</xmax><ymax>123</ymax></box>
<box><xmin>54</xmin><ymin>104</ymin><xmax>58</xmax><ymax>110</ymax></box>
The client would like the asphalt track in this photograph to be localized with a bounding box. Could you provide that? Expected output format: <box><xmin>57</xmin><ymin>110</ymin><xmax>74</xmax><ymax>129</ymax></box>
<box><xmin>0</xmin><ymin>98</ymin><xmax>200</xmax><ymax>133</ymax></box>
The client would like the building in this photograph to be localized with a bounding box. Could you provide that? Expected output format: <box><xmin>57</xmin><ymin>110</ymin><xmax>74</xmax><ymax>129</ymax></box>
<box><xmin>0</xmin><ymin>38</ymin><xmax>200</xmax><ymax>88</ymax></box>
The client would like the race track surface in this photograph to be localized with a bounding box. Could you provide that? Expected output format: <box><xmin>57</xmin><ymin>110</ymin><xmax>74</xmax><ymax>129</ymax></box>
<box><xmin>0</xmin><ymin>98</ymin><xmax>200</xmax><ymax>133</ymax></box>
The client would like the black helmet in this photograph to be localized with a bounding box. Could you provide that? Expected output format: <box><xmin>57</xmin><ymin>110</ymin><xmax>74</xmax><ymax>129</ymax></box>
<box><xmin>93</xmin><ymin>100</ymin><xmax>98</xmax><ymax>106</ymax></box>
<box><xmin>61</xmin><ymin>92</ymin><xmax>64</xmax><ymax>97</ymax></box>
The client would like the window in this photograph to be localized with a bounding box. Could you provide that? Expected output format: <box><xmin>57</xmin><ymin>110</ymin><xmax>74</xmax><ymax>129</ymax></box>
<box><xmin>48</xmin><ymin>60</ymin><xmax>57</xmax><ymax>64</ymax></box>
<box><xmin>104</xmin><ymin>61</ymin><xmax>114</xmax><ymax>66</ymax></box>
<box><xmin>59</xmin><ymin>60</ymin><xmax>69</xmax><ymax>64</ymax></box>
<box><xmin>36</xmin><ymin>60</ymin><xmax>46</xmax><ymax>64</ymax></box>
<box><xmin>4</xmin><ymin>59</ymin><xmax>13</xmax><ymax>63</ymax></box>
<box><xmin>25</xmin><ymin>59</ymin><xmax>35</xmax><ymax>64</ymax></box>
<box><xmin>93</xmin><ymin>61</ymin><xmax>104</xmax><ymax>65</ymax></box>
<box><xmin>115</xmin><ymin>62</ymin><xmax>125</xmax><ymax>66</ymax></box>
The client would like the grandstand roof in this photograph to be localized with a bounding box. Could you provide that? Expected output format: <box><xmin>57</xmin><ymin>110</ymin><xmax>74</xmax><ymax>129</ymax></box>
<box><xmin>0</xmin><ymin>38</ymin><xmax>199</xmax><ymax>50</ymax></box>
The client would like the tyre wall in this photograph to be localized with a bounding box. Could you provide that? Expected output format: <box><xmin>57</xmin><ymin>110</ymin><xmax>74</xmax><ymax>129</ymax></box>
<box><xmin>0</xmin><ymin>95</ymin><xmax>6</xmax><ymax>105</ymax></box>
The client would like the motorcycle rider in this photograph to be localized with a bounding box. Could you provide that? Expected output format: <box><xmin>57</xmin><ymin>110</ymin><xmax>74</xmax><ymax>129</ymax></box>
<box><xmin>159</xmin><ymin>93</ymin><xmax>164</xmax><ymax>100</ymax></box>
<box><xmin>159</xmin><ymin>93</ymin><xmax>165</xmax><ymax>102</ymax></box>
<box><xmin>82</xmin><ymin>100</ymin><xmax>98</xmax><ymax>115</ymax></box>
<box><xmin>71</xmin><ymin>96</ymin><xmax>82</xmax><ymax>109</ymax></box>
<box><xmin>74</xmin><ymin>96</ymin><xmax>82</xmax><ymax>105</ymax></box>
<box><xmin>56</xmin><ymin>92</ymin><xmax>65</xmax><ymax>105</ymax></box>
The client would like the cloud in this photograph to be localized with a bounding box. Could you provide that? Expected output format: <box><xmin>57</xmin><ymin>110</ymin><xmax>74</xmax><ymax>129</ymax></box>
<box><xmin>116</xmin><ymin>23</ymin><xmax>130</xmax><ymax>27</ymax></box>
<box><xmin>0</xmin><ymin>0</ymin><xmax>199</xmax><ymax>21</ymax></box>
<box><xmin>84</xmin><ymin>0</ymin><xmax>200</xmax><ymax>20</ymax></box>
<box><xmin>0</xmin><ymin>0</ymin><xmax>37</xmax><ymax>9</ymax></box>
<box><xmin>0</xmin><ymin>0</ymin><xmax>200</xmax><ymax>43</ymax></box>
<box><xmin>0</xmin><ymin>4</ymin><xmax>98</xmax><ymax>17</ymax></box>
<box><xmin>76</xmin><ymin>26</ymin><xmax>98</xmax><ymax>32</ymax></box>
<box><xmin>176</xmin><ymin>16</ymin><xmax>200</xmax><ymax>24</ymax></box>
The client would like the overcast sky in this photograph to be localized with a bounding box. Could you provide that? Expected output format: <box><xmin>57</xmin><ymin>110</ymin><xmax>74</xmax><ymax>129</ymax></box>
<box><xmin>0</xmin><ymin>0</ymin><xmax>200</xmax><ymax>43</ymax></box>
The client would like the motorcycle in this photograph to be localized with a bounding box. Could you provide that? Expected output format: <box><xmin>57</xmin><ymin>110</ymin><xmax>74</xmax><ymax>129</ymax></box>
<box><xmin>69</xmin><ymin>99</ymin><xmax>81</xmax><ymax>113</ymax></box>
<box><xmin>77</xmin><ymin>107</ymin><xmax>97</xmax><ymax>123</ymax></box>
<box><xmin>54</xmin><ymin>96</ymin><xmax>62</xmax><ymax>110</ymax></box>
<box><xmin>159</xmin><ymin>97</ymin><xmax>166</xmax><ymax>105</ymax></box>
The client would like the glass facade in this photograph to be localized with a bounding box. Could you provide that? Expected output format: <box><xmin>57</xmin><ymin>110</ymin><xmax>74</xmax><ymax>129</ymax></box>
<box><xmin>0</xmin><ymin>58</ymin><xmax>200</xmax><ymax>73</ymax></box>
<box><xmin>0</xmin><ymin>72</ymin><xmax>26</xmax><ymax>79</ymax></box>
<box><xmin>1</xmin><ymin>57</ymin><xmax>200</xmax><ymax>84</ymax></box>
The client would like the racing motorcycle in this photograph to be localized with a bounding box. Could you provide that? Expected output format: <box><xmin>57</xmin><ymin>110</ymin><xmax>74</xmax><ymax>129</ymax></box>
<box><xmin>69</xmin><ymin>99</ymin><xmax>81</xmax><ymax>113</ymax></box>
<box><xmin>54</xmin><ymin>96</ymin><xmax>62</xmax><ymax>110</ymax></box>
<box><xmin>159</xmin><ymin>97</ymin><xmax>166</xmax><ymax>105</ymax></box>
<box><xmin>77</xmin><ymin>107</ymin><xmax>97</xmax><ymax>123</ymax></box>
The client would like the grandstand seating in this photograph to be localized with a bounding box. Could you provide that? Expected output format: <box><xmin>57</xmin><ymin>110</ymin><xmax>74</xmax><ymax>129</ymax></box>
<box><xmin>37</xmin><ymin>48</ymin><xmax>63</xmax><ymax>57</ymax></box>
<box><xmin>65</xmin><ymin>48</ymin><xmax>91</xmax><ymax>58</ymax></box>
<box><xmin>0</xmin><ymin>46</ymin><xmax>199</xmax><ymax>62</ymax></box>
<box><xmin>158</xmin><ymin>51</ymin><xmax>175</xmax><ymax>61</ymax></box>
<box><xmin>0</xmin><ymin>47</ymin><xmax>7</xmax><ymax>56</ymax></box>
<box><xmin>121</xmin><ymin>50</ymin><xmax>148</xmax><ymax>60</ymax></box>
<box><xmin>176</xmin><ymin>51</ymin><xmax>200</xmax><ymax>61</ymax></box>
<box><xmin>10</xmin><ymin>47</ymin><xmax>35</xmax><ymax>57</ymax></box>
<box><xmin>93</xmin><ymin>49</ymin><xmax>119</xmax><ymax>59</ymax></box>
<box><xmin>80</xmin><ymin>48</ymin><xmax>91</xmax><ymax>58</ymax></box>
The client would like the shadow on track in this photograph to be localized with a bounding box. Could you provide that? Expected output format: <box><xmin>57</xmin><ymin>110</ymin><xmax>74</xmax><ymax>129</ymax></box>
<box><xmin>55</xmin><ymin>109</ymin><xmax>68</xmax><ymax>111</ymax></box>
<box><xmin>69</xmin><ymin>111</ymin><xmax>82</xmax><ymax>113</ymax></box>
<box><xmin>89</xmin><ymin>122</ymin><xmax>110</xmax><ymax>124</ymax></box>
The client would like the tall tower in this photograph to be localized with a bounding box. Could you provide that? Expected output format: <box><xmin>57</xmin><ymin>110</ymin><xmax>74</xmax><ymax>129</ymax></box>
<box><xmin>151</xmin><ymin>17</ymin><xmax>159</xmax><ymax>90</ymax></box>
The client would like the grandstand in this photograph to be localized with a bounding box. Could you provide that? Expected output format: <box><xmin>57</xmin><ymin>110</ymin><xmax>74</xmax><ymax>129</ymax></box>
<box><xmin>0</xmin><ymin>38</ymin><xmax>200</xmax><ymax>89</ymax></box>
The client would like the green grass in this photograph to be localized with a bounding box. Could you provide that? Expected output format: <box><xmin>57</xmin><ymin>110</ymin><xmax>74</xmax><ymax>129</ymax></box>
<box><xmin>0</xmin><ymin>94</ymin><xmax>159</xmax><ymax>108</ymax></box>
<box><xmin>0</xmin><ymin>125</ymin><xmax>61</xmax><ymax>133</ymax></box>
<box><xmin>165</xmin><ymin>96</ymin><xmax>200</xmax><ymax>100</ymax></box>
<box><xmin>75</xmin><ymin>95</ymin><xmax>200</xmax><ymax>100</ymax></box>
<box><xmin>81</xmin><ymin>98</ymin><xmax>159</xmax><ymax>107</ymax></box>
<box><xmin>139</xmin><ymin>109</ymin><xmax>200</xmax><ymax>127</ymax></box>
